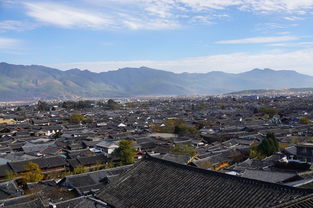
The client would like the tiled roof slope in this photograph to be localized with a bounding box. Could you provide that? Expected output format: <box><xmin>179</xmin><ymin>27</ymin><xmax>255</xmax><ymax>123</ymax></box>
<box><xmin>96</xmin><ymin>155</ymin><xmax>313</xmax><ymax>208</ymax></box>
<box><xmin>0</xmin><ymin>196</ymin><xmax>45</xmax><ymax>208</ymax></box>
<box><xmin>271</xmin><ymin>193</ymin><xmax>313</xmax><ymax>208</ymax></box>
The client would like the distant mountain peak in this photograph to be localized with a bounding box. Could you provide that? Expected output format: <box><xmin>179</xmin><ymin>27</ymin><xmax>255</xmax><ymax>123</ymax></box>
<box><xmin>249</xmin><ymin>68</ymin><xmax>273</xmax><ymax>72</ymax></box>
<box><xmin>67</xmin><ymin>68</ymin><xmax>82</xmax><ymax>72</ymax></box>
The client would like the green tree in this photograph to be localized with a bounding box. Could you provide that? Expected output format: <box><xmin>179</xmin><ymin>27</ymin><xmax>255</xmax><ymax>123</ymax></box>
<box><xmin>73</xmin><ymin>165</ymin><xmax>87</xmax><ymax>174</ymax></box>
<box><xmin>174</xmin><ymin>124</ymin><xmax>198</xmax><ymax>137</ymax></box>
<box><xmin>171</xmin><ymin>144</ymin><xmax>197</xmax><ymax>157</ymax></box>
<box><xmin>150</xmin><ymin>119</ymin><xmax>195</xmax><ymax>134</ymax></box>
<box><xmin>61</xmin><ymin>100</ymin><xmax>93</xmax><ymax>109</ymax></box>
<box><xmin>37</xmin><ymin>100</ymin><xmax>49</xmax><ymax>111</ymax></box>
<box><xmin>22</xmin><ymin>162</ymin><xmax>44</xmax><ymax>183</ymax></box>
<box><xmin>92</xmin><ymin>161</ymin><xmax>103</xmax><ymax>171</ymax></box>
<box><xmin>249</xmin><ymin>146</ymin><xmax>265</xmax><ymax>159</ymax></box>
<box><xmin>107</xmin><ymin>99</ymin><xmax>120</xmax><ymax>110</ymax></box>
<box><xmin>291</xmin><ymin>138</ymin><xmax>299</xmax><ymax>144</ymax></box>
<box><xmin>51</xmin><ymin>131</ymin><xmax>63</xmax><ymax>139</ymax></box>
<box><xmin>299</xmin><ymin>117</ymin><xmax>310</xmax><ymax>124</ymax></box>
<box><xmin>258</xmin><ymin>107</ymin><xmax>278</xmax><ymax>118</ymax></box>
<box><xmin>5</xmin><ymin>170</ymin><xmax>16</xmax><ymax>180</ymax></box>
<box><xmin>68</xmin><ymin>113</ymin><xmax>85</xmax><ymax>124</ymax></box>
<box><xmin>254</xmin><ymin>132</ymin><xmax>279</xmax><ymax>157</ymax></box>
<box><xmin>104</xmin><ymin>161</ymin><xmax>114</xmax><ymax>169</ymax></box>
<box><xmin>113</xmin><ymin>140</ymin><xmax>136</xmax><ymax>165</ymax></box>
<box><xmin>82</xmin><ymin>117</ymin><xmax>94</xmax><ymax>124</ymax></box>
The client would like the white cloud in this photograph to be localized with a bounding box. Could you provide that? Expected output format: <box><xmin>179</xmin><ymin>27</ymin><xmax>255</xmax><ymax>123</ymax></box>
<box><xmin>53</xmin><ymin>49</ymin><xmax>313</xmax><ymax>76</ymax></box>
<box><xmin>21</xmin><ymin>0</ymin><xmax>313</xmax><ymax>30</ymax></box>
<box><xmin>23</xmin><ymin>1</ymin><xmax>178</xmax><ymax>30</ymax></box>
<box><xmin>124</xmin><ymin>19</ymin><xmax>179</xmax><ymax>30</ymax></box>
<box><xmin>24</xmin><ymin>2</ymin><xmax>112</xmax><ymax>29</ymax></box>
<box><xmin>240</xmin><ymin>0</ymin><xmax>313</xmax><ymax>14</ymax></box>
<box><xmin>0</xmin><ymin>37</ymin><xmax>19</xmax><ymax>49</ymax></box>
<box><xmin>266</xmin><ymin>41</ymin><xmax>313</xmax><ymax>47</ymax></box>
<box><xmin>284</xmin><ymin>16</ymin><xmax>304</xmax><ymax>21</ymax></box>
<box><xmin>110</xmin><ymin>0</ymin><xmax>313</xmax><ymax>14</ymax></box>
<box><xmin>267</xmin><ymin>43</ymin><xmax>289</xmax><ymax>47</ymax></box>
<box><xmin>215</xmin><ymin>36</ymin><xmax>299</xmax><ymax>44</ymax></box>
<box><xmin>178</xmin><ymin>0</ymin><xmax>243</xmax><ymax>10</ymax></box>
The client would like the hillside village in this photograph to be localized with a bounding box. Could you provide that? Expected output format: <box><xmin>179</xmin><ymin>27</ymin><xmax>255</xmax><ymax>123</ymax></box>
<box><xmin>1</xmin><ymin>95</ymin><xmax>313</xmax><ymax>207</ymax></box>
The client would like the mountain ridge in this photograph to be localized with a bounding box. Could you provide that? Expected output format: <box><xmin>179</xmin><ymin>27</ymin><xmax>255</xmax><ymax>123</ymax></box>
<box><xmin>0</xmin><ymin>62</ymin><xmax>313</xmax><ymax>101</ymax></box>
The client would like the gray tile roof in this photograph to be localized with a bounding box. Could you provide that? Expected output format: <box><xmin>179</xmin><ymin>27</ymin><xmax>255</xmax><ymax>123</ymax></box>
<box><xmin>0</xmin><ymin>195</ymin><xmax>44</xmax><ymax>208</ymax></box>
<box><xmin>52</xmin><ymin>196</ymin><xmax>108</xmax><ymax>208</ymax></box>
<box><xmin>96</xmin><ymin>155</ymin><xmax>313</xmax><ymax>208</ymax></box>
<box><xmin>241</xmin><ymin>169</ymin><xmax>298</xmax><ymax>183</ymax></box>
<box><xmin>271</xmin><ymin>193</ymin><xmax>313</xmax><ymax>208</ymax></box>
<box><xmin>8</xmin><ymin>156</ymin><xmax>66</xmax><ymax>173</ymax></box>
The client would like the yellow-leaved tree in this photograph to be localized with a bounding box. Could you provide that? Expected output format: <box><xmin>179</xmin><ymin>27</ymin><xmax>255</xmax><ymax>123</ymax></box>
<box><xmin>22</xmin><ymin>162</ymin><xmax>44</xmax><ymax>183</ymax></box>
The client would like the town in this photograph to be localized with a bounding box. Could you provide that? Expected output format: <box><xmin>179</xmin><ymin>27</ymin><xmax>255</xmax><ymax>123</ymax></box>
<box><xmin>1</xmin><ymin>95</ymin><xmax>313</xmax><ymax>207</ymax></box>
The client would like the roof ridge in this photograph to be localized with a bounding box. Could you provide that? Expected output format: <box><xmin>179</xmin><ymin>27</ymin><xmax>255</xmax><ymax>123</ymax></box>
<box><xmin>54</xmin><ymin>196</ymin><xmax>86</xmax><ymax>205</ymax></box>
<box><xmin>64</xmin><ymin>164</ymin><xmax>133</xmax><ymax>179</ymax></box>
<box><xmin>8</xmin><ymin>155</ymin><xmax>64</xmax><ymax>164</ymax></box>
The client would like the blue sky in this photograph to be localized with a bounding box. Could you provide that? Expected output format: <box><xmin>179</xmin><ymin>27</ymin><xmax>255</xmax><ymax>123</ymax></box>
<box><xmin>1</xmin><ymin>0</ymin><xmax>313</xmax><ymax>74</ymax></box>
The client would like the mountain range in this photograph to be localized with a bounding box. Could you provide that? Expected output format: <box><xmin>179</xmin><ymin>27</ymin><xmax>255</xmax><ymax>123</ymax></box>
<box><xmin>1</xmin><ymin>62</ymin><xmax>313</xmax><ymax>101</ymax></box>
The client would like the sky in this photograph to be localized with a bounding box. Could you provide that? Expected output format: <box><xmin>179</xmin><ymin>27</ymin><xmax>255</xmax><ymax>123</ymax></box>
<box><xmin>1</xmin><ymin>0</ymin><xmax>313</xmax><ymax>75</ymax></box>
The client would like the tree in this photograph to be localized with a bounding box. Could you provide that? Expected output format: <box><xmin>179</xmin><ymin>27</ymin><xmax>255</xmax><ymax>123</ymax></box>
<box><xmin>250</xmin><ymin>132</ymin><xmax>279</xmax><ymax>158</ymax></box>
<box><xmin>73</xmin><ymin>165</ymin><xmax>87</xmax><ymax>174</ymax></box>
<box><xmin>113</xmin><ymin>140</ymin><xmax>136</xmax><ymax>165</ymax></box>
<box><xmin>299</xmin><ymin>117</ymin><xmax>310</xmax><ymax>124</ymax></box>
<box><xmin>68</xmin><ymin>113</ymin><xmax>85</xmax><ymax>124</ymax></box>
<box><xmin>5</xmin><ymin>170</ymin><xmax>16</xmax><ymax>180</ymax></box>
<box><xmin>107</xmin><ymin>99</ymin><xmax>120</xmax><ymax>110</ymax></box>
<box><xmin>174</xmin><ymin>124</ymin><xmax>198</xmax><ymax>137</ymax></box>
<box><xmin>150</xmin><ymin>119</ymin><xmax>197</xmax><ymax>134</ymax></box>
<box><xmin>267</xmin><ymin>132</ymin><xmax>279</xmax><ymax>151</ymax></box>
<box><xmin>104</xmin><ymin>161</ymin><xmax>114</xmax><ymax>169</ymax></box>
<box><xmin>171</xmin><ymin>144</ymin><xmax>197</xmax><ymax>157</ymax></box>
<box><xmin>291</xmin><ymin>137</ymin><xmax>299</xmax><ymax>144</ymax></box>
<box><xmin>258</xmin><ymin>107</ymin><xmax>278</xmax><ymax>118</ymax></box>
<box><xmin>37</xmin><ymin>100</ymin><xmax>49</xmax><ymax>111</ymax></box>
<box><xmin>93</xmin><ymin>161</ymin><xmax>103</xmax><ymax>171</ymax></box>
<box><xmin>82</xmin><ymin>117</ymin><xmax>93</xmax><ymax>124</ymax></box>
<box><xmin>249</xmin><ymin>146</ymin><xmax>265</xmax><ymax>159</ymax></box>
<box><xmin>51</xmin><ymin>131</ymin><xmax>63</xmax><ymax>139</ymax></box>
<box><xmin>22</xmin><ymin>162</ymin><xmax>44</xmax><ymax>183</ymax></box>
<box><xmin>61</xmin><ymin>100</ymin><xmax>93</xmax><ymax>109</ymax></box>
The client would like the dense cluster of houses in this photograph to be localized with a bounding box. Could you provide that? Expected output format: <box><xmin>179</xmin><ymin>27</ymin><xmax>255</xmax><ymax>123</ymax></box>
<box><xmin>2</xmin><ymin>95</ymin><xmax>313</xmax><ymax>207</ymax></box>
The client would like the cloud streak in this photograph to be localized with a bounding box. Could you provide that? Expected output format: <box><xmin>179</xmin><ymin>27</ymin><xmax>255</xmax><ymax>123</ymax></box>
<box><xmin>0</xmin><ymin>20</ymin><xmax>37</xmax><ymax>32</ymax></box>
<box><xmin>0</xmin><ymin>37</ymin><xmax>19</xmax><ymax>49</ymax></box>
<box><xmin>21</xmin><ymin>0</ymin><xmax>313</xmax><ymax>31</ymax></box>
<box><xmin>23</xmin><ymin>1</ymin><xmax>179</xmax><ymax>30</ymax></box>
<box><xmin>24</xmin><ymin>2</ymin><xmax>112</xmax><ymax>29</ymax></box>
<box><xmin>215</xmin><ymin>36</ymin><xmax>300</xmax><ymax>44</ymax></box>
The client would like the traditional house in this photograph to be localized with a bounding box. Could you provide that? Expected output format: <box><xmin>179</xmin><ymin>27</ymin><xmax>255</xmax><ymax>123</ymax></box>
<box><xmin>58</xmin><ymin>165</ymin><xmax>131</xmax><ymax>195</ymax></box>
<box><xmin>296</xmin><ymin>143</ymin><xmax>313</xmax><ymax>163</ymax></box>
<box><xmin>95</xmin><ymin>141</ymin><xmax>119</xmax><ymax>155</ymax></box>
